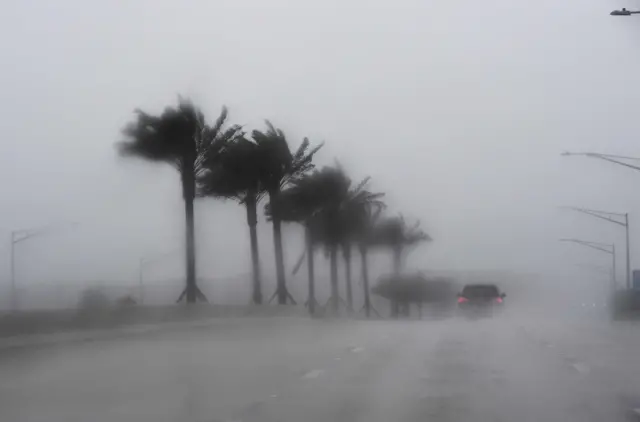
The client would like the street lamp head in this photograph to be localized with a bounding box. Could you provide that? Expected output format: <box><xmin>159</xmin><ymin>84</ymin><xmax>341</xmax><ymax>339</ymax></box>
<box><xmin>611</xmin><ymin>8</ymin><xmax>632</xmax><ymax>16</ymax></box>
<box><xmin>561</xmin><ymin>151</ymin><xmax>592</xmax><ymax>157</ymax></box>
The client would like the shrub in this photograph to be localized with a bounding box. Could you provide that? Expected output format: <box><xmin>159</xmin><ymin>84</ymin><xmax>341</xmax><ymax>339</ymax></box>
<box><xmin>78</xmin><ymin>288</ymin><xmax>110</xmax><ymax>310</ymax></box>
<box><xmin>372</xmin><ymin>272</ymin><xmax>456</xmax><ymax>304</ymax></box>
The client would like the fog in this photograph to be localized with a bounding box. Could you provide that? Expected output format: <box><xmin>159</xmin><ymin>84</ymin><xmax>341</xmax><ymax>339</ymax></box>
<box><xmin>1</xmin><ymin>0</ymin><xmax>639</xmax><ymax>310</ymax></box>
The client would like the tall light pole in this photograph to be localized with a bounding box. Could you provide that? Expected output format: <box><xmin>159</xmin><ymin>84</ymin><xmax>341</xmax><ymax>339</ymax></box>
<box><xmin>560</xmin><ymin>238</ymin><xmax>617</xmax><ymax>292</ymax></box>
<box><xmin>561</xmin><ymin>151</ymin><xmax>640</xmax><ymax>173</ymax></box>
<box><xmin>561</xmin><ymin>207</ymin><xmax>631</xmax><ymax>290</ymax></box>
<box><xmin>561</xmin><ymin>151</ymin><xmax>640</xmax><ymax>289</ymax></box>
<box><xmin>9</xmin><ymin>222</ymin><xmax>77</xmax><ymax>311</ymax></box>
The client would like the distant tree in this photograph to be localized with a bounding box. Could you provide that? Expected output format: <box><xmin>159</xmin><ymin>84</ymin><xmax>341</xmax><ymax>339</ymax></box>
<box><xmin>270</xmin><ymin>172</ymin><xmax>328</xmax><ymax>315</ymax></box>
<box><xmin>277</xmin><ymin>165</ymin><xmax>384</xmax><ymax>314</ymax></box>
<box><xmin>337</xmin><ymin>175</ymin><xmax>385</xmax><ymax>313</ymax></box>
<box><xmin>78</xmin><ymin>287</ymin><xmax>110</xmax><ymax>310</ymax></box>
<box><xmin>254</xmin><ymin>122</ymin><xmax>322</xmax><ymax>304</ymax></box>
<box><xmin>199</xmin><ymin>136</ymin><xmax>267</xmax><ymax>304</ymax></box>
<box><xmin>372</xmin><ymin>273</ymin><xmax>456</xmax><ymax>313</ymax></box>
<box><xmin>370</xmin><ymin>215</ymin><xmax>431</xmax><ymax>316</ymax></box>
<box><xmin>347</xmin><ymin>185</ymin><xmax>385</xmax><ymax>317</ymax></box>
<box><xmin>118</xmin><ymin>98</ymin><xmax>241</xmax><ymax>303</ymax></box>
<box><xmin>117</xmin><ymin>294</ymin><xmax>138</xmax><ymax>307</ymax></box>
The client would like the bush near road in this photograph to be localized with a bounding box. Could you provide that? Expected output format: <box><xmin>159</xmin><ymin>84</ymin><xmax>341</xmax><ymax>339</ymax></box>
<box><xmin>0</xmin><ymin>304</ymin><xmax>306</xmax><ymax>338</ymax></box>
<box><xmin>612</xmin><ymin>290</ymin><xmax>640</xmax><ymax>320</ymax></box>
<box><xmin>372</xmin><ymin>273</ymin><xmax>457</xmax><ymax>317</ymax></box>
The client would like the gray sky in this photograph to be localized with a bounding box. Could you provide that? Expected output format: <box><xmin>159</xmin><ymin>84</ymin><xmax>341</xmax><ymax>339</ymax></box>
<box><xmin>1</xmin><ymin>0</ymin><xmax>640</xmax><ymax>305</ymax></box>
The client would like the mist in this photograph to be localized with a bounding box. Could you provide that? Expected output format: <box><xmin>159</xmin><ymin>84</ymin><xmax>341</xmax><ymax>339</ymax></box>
<box><xmin>0</xmin><ymin>0</ymin><xmax>638</xmax><ymax>312</ymax></box>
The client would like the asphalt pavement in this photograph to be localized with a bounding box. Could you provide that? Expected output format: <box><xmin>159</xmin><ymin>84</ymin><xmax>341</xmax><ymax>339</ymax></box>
<box><xmin>1</xmin><ymin>310</ymin><xmax>640</xmax><ymax>422</ymax></box>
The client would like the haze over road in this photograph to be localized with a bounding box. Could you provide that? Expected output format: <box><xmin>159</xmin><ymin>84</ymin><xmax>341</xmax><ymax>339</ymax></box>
<box><xmin>1</xmin><ymin>311</ymin><xmax>639</xmax><ymax>422</ymax></box>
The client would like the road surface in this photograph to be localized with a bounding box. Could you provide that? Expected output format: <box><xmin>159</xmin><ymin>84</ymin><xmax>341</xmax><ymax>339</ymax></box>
<box><xmin>1</xmin><ymin>312</ymin><xmax>640</xmax><ymax>422</ymax></box>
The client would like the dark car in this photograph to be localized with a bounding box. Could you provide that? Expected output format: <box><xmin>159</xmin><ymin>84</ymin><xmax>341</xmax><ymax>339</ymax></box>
<box><xmin>457</xmin><ymin>284</ymin><xmax>506</xmax><ymax>317</ymax></box>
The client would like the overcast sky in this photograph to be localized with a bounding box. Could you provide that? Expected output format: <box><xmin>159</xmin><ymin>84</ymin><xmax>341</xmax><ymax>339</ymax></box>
<box><xmin>1</xmin><ymin>0</ymin><xmax>640</xmax><ymax>306</ymax></box>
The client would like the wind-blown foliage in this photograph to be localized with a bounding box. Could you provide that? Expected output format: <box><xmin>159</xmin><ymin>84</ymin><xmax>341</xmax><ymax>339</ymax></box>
<box><xmin>370</xmin><ymin>215</ymin><xmax>431</xmax><ymax>270</ymax></box>
<box><xmin>372</xmin><ymin>273</ymin><xmax>456</xmax><ymax>304</ymax></box>
<box><xmin>270</xmin><ymin>171</ymin><xmax>330</xmax><ymax>314</ymax></box>
<box><xmin>274</xmin><ymin>165</ymin><xmax>384</xmax><ymax>314</ymax></box>
<box><xmin>255</xmin><ymin>121</ymin><xmax>322</xmax><ymax>304</ymax></box>
<box><xmin>117</xmin><ymin>98</ymin><xmax>241</xmax><ymax>303</ymax></box>
<box><xmin>198</xmin><ymin>136</ymin><xmax>267</xmax><ymax>304</ymax></box>
<box><xmin>115</xmin><ymin>98</ymin><xmax>436</xmax><ymax>318</ymax></box>
<box><xmin>369</xmin><ymin>214</ymin><xmax>431</xmax><ymax>316</ymax></box>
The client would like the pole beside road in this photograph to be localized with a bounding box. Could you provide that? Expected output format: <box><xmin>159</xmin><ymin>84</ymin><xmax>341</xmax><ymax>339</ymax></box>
<box><xmin>561</xmin><ymin>207</ymin><xmax>631</xmax><ymax>290</ymax></box>
<box><xmin>8</xmin><ymin>222</ymin><xmax>78</xmax><ymax>311</ymax></box>
<box><xmin>560</xmin><ymin>238</ymin><xmax>617</xmax><ymax>292</ymax></box>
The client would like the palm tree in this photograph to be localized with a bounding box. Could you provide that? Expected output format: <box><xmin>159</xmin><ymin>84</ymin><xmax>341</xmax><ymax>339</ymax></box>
<box><xmin>198</xmin><ymin>136</ymin><xmax>267</xmax><ymax>304</ymax></box>
<box><xmin>253</xmin><ymin>122</ymin><xmax>322</xmax><ymax>305</ymax></box>
<box><xmin>338</xmin><ymin>176</ymin><xmax>385</xmax><ymax>313</ymax></box>
<box><xmin>342</xmin><ymin>244</ymin><xmax>353</xmax><ymax>310</ymax></box>
<box><xmin>269</xmin><ymin>172</ymin><xmax>327</xmax><ymax>315</ymax></box>
<box><xmin>295</xmin><ymin>166</ymin><xmax>384</xmax><ymax>314</ymax></box>
<box><xmin>118</xmin><ymin>98</ymin><xmax>241</xmax><ymax>303</ymax></box>
<box><xmin>348</xmin><ymin>189</ymin><xmax>385</xmax><ymax>318</ymax></box>
<box><xmin>370</xmin><ymin>215</ymin><xmax>431</xmax><ymax>316</ymax></box>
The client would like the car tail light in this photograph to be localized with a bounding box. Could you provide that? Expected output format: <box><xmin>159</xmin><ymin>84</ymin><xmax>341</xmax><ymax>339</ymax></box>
<box><xmin>457</xmin><ymin>297</ymin><xmax>469</xmax><ymax>304</ymax></box>
<box><xmin>495</xmin><ymin>297</ymin><xmax>503</xmax><ymax>304</ymax></box>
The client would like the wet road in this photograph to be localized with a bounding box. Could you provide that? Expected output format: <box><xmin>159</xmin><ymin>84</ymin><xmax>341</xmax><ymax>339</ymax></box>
<box><xmin>1</xmin><ymin>312</ymin><xmax>640</xmax><ymax>422</ymax></box>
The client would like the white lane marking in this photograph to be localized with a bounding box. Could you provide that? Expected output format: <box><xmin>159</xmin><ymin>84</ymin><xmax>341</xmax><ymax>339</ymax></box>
<box><xmin>571</xmin><ymin>362</ymin><xmax>591</xmax><ymax>374</ymax></box>
<box><xmin>350</xmin><ymin>347</ymin><xmax>364</xmax><ymax>353</ymax></box>
<box><xmin>334</xmin><ymin>357</ymin><xmax>341</xmax><ymax>360</ymax></box>
<box><xmin>270</xmin><ymin>394</ymin><xmax>278</xmax><ymax>398</ymax></box>
<box><xmin>302</xmin><ymin>369</ymin><xmax>324</xmax><ymax>379</ymax></box>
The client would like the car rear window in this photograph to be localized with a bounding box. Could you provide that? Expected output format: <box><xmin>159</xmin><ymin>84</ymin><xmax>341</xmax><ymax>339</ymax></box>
<box><xmin>462</xmin><ymin>285</ymin><xmax>500</xmax><ymax>298</ymax></box>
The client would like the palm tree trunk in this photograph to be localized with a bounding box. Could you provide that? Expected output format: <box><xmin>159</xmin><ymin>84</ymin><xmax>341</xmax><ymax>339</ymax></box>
<box><xmin>184</xmin><ymin>189</ymin><xmax>197</xmax><ymax>304</ymax></box>
<box><xmin>269</xmin><ymin>190</ymin><xmax>288</xmax><ymax>305</ymax></box>
<box><xmin>306</xmin><ymin>225</ymin><xmax>315</xmax><ymax>315</ymax></box>
<box><xmin>343</xmin><ymin>245</ymin><xmax>353</xmax><ymax>311</ymax></box>
<box><xmin>393</xmin><ymin>246</ymin><xmax>403</xmax><ymax>274</ymax></box>
<box><xmin>360</xmin><ymin>245</ymin><xmax>371</xmax><ymax>318</ymax></box>
<box><xmin>391</xmin><ymin>245</ymin><xmax>403</xmax><ymax>317</ymax></box>
<box><xmin>245</xmin><ymin>193</ymin><xmax>262</xmax><ymax>305</ymax></box>
<box><xmin>330</xmin><ymin>246</ymin><xmax>339</xmax><ymax>313</ymax></box>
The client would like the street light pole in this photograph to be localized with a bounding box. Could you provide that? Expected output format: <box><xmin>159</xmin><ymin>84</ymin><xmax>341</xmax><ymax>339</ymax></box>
<box><xmin>10</xmin><ymin>233</ymin><xmax>16</xmax><ymax>311</ymax></box>
<box><xmin>562</xmin><ymin>151</ymin><xmax>640</xmax><ymax>173</ymax></box>
<box><xmin>613</xmin><ymin>243</ymin><xmax>617</xmax><ymax>289</ymax></box>
<box><xmin>626</xmin><ymin>213</ymin><xmax>631</xmax><ymax>289</ymax></box>
<box><xmin>8</xmin><ymin>222</ymin><xmax>77</xmax><ymax>311</ymax></box>
<box><xmin>561</xmin><ymin>207</ymin><xmax>631</xmax><ymax>290</ymax></box>
<box><xmin>560</xmin><ymin>238</ymin><xmax>617</xmax><ymax>292</ymax></box>
<box><xmin>561</xmin><ymin>150</ymin><xmax>640</xmax><ymax>288</ymax></box>
<box><xmin>138</xmin><ymin>257</ymin><xmax>145</xmax><ymax>305</ymax></box>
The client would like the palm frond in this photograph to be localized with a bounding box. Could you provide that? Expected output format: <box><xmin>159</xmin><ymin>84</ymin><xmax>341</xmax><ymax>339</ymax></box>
<box><xmin>251</xmin><ymin>122</ymin><xmax>322</xmax><ymax>194</ymax></box>
<box><xmin>118</xmin><ymin>98</ymin><xmax>210</xmax><ymax>175</ymax></box>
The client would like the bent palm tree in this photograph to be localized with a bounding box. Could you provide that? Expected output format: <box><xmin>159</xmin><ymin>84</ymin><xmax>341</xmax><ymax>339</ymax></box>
<box><xmin>299</xmin><ymin>166</ymin><xmax>384</xmax><ymax>314</ymax></box>
<box><xmin>118</xmin><ymin>98</ymin><xmax>239</xmax><ymax>303</ymax></box>
<box><xmin>198</xmin><ymin>136</ymin><xmax>266</xmax><ymax>304</ymax></box>
<box><xmin>370</xmin><ymin>215</ymin><xmax>431</xmax><ymax>316</ymax></box>
<box><xmin>345</xmin><ymin>180</ymin><xmax>385</xmax><ymax>317</ymax></box>
<box><xmin>254</xmin><ymin>122</ymin><xmax>322</xmax><ymax>305</ymax></box>
<box><xmin>336</xmin><ymin>176</ymin><xmax>385</xmax><ymax>312</ymax></box>
<box><xmin>270</xmin><ymin>172</ymin><xmax>327</xmax><ymax>315</ymax></box>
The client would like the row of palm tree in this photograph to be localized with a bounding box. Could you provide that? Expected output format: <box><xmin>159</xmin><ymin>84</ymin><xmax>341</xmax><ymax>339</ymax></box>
<box><xmin>117</xmin><ymin>98</ymin><xmax>430</xmax><ymax>317</ymax></box>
